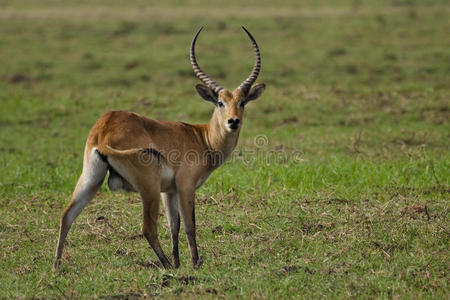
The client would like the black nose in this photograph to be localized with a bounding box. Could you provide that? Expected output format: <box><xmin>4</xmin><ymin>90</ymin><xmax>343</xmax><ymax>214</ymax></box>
<box><xmin>228</xmin><ymin>118</ymin><xmax>240</xmax><ymax>125</ymax></box>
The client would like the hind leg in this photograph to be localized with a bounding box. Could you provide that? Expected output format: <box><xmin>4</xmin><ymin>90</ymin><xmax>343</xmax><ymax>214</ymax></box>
<box><xmin>53</xmin><ymin>148</ymin><xmax>108</xmax><ymax>269</ymax></box>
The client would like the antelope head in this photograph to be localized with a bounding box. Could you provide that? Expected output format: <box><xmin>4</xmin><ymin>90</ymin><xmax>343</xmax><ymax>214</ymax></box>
<box><xmin>190</xmin><ymin>26</ymin><xmax>266</xmax><ymax>133</ymax></box>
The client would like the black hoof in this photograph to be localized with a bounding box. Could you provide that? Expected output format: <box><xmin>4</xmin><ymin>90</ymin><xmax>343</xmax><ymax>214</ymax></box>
<box><xmin>193</xmin><ymin>257</ymin><xmax>203</xmax><ymax>269</ymax></box>
<box><xmin>53</xmin><ymin>259</ymin><xmax>61</xmax><ymax>271</ymax></box>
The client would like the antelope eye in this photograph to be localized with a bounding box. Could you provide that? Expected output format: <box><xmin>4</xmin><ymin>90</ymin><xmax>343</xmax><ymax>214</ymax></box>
<box><xmin>217</xmin><ymin>101</ymin><xmax>224</xmax><ymax>108</ymax></box>
<box><xmin>240</xmin><ymin>101</ymin><xmax>246</xmax><ymax>108</ymax></box>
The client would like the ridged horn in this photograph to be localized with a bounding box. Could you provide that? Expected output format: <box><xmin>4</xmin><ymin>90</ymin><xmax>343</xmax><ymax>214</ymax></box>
<box><xmin>238</xmin><ymin>26</ymin><xmax>261</xmax><ymax>95</ymax></box>
<box><xmin>190</xmin><ymin>27</ymin><xmax>223</xmax><ymax>95</ymax></box>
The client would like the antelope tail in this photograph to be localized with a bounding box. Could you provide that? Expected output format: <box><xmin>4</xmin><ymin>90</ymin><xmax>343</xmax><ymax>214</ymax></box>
<box><xmin>97</xmin><ymin>145</ymin><xmax>164</xmax><ymax>162</ymax></box>
<box><xmin>95</xmin><ymin>145</ymin><xmax>144</xmax><ymax>157</ymax></box>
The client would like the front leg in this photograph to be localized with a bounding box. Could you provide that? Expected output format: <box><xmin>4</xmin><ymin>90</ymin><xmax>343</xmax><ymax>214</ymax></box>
<box><xmin>137</xmin><ymin>183</ymin><xmax>171</xmax><ymax>269</ymax></box>
<box><xmin>161</xmin><ymin>192</ymin><xmax>181</xmax><ymax>268</ymax></box>
<box><xmin>178</xmin><ymin>187</ymin><xmax>202</xmax><ymax>268</ymax></box>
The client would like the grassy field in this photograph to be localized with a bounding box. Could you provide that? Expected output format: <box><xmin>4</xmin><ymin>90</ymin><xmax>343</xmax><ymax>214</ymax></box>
<box><xmin>0</xmin><ymin>0</ymin><xmax>449</xmax><ymax>298</ymax></box>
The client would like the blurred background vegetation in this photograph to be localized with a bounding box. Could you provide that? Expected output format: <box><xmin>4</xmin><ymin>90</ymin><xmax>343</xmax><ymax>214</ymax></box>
<box><xmin>0</xmin><ymin>0</ymin><xmax>448</xmax><ymax>298</ymax></box>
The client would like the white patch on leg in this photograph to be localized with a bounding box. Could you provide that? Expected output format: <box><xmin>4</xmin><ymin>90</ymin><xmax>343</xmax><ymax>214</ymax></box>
<box><xmin>65</xmin><ymin>147</ymin><xmax>108</xmax><ymax>225</ymax></box>
<box><xmin>162</xmin><ymin>192</ymin><xmax>179</xmax><ymax>230</ymax></box>
<box><xmin>80</xmin><ymin>148</ymin><xmax>109</xmax><ymax>187</ymax></box>
<box><xmin>160</xmin><ymin>163</ymin><xmax>176</xmax><ymax>193</ymax></box>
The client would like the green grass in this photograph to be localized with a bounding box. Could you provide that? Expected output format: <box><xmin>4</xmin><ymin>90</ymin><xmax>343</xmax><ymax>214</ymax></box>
<box><xmin>0</xmin><ymin>1</ymin><xmax>449</xmax><ymax>298</ymax></box>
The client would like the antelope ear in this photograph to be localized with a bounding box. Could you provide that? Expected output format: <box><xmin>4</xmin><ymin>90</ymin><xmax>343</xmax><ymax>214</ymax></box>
<box><xmin>245</xmin><ymin>83</ymin><xmax>266</xmax><ymax>102</ymax></box>
<box><xmin>195</xmin><ymin>84</ymin><xmax>218</xmax><ymax>104</ymax></box>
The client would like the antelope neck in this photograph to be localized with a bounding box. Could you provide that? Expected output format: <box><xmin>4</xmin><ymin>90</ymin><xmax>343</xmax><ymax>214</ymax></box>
<box><xmin>203</xmin><ymin>110</ymin><xmax>240</xmax><ymax>159</ymax></box>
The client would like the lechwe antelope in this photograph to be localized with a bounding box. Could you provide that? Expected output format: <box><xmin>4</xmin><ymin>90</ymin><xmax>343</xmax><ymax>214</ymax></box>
<box><xmin>53</xmin><ymin>26</ymin><xmax>265</xmax><ymax>269</ymax></box>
